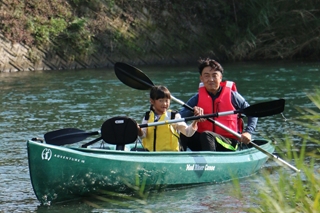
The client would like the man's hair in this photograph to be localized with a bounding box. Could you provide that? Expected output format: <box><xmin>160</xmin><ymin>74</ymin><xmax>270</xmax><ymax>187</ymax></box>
<box><xmin>150</xmin><ymin>85</ymin><xmax>171</xmax><ymax>100</ymax></box>
<box><xmin>198</xmin><ymin>58</ymin><xmax>224</xmax><ymax>74</ymax></box>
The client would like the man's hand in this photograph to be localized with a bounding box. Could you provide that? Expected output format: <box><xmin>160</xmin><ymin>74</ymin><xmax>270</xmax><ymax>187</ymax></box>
<box><xmin>240</xmin><ymin>132</ymin><xmax>251</xmax><ymax>144</ymax></box>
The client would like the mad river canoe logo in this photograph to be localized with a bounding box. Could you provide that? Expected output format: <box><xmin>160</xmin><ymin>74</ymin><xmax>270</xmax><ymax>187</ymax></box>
<box><xmin>186</xmin><ymin>164</ymin><xmax>215</xmax><ymax>171</ymax></box>
<box><xmin>41</xmin><ymin>148</ymin><xmax>52</xmax><ymax>161</ymax></box>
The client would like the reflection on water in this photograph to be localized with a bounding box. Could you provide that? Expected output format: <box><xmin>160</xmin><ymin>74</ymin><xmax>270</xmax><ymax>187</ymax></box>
<box><xmin>0</xmin><ymin>61</ymin><xmax>319</xmax><ymax>212</ymax></box>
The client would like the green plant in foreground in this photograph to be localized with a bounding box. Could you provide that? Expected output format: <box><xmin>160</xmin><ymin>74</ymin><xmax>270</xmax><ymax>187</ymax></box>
<box><xmin>244</xmin><ymin>89</ymin><xmax>320</xmax><ymax>213</ymax></box>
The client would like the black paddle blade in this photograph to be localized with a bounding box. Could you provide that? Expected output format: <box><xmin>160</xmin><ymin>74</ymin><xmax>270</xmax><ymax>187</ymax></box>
<box><xmin>241</xmin><ymin>99</ymin><xmax>285</xmax><ymax>117</ymax></box>
<box><xmin>44</xmin><ymin>128</ymin><xmax>99</xmax><ymax>145</ymax></box>
<box><xmin>114</xmin><ymin>62</ymin><xmax>154</xmax><ymax>90</ymax></box>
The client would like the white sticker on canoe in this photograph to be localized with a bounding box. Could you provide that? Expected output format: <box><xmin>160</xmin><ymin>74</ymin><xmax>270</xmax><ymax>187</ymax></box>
<box><xmin>41</xmin><ymin>148</ymin><xmax>85</xmax><ymax>163</ymax></box>
<box><xmin>41</xmin><ymin>148</ymin><xmax>52</xmax><ymax>161</ymax></box>
<box><xmin>186</xmin><ymin>164</ymin><xmax>215</xmax><ymax>171</ymax></box>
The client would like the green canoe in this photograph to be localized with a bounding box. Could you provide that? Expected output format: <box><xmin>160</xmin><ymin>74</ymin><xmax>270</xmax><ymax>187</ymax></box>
<box><xmin>27</xmin><ymin>137</ymin><xmax>274</xmax><ymax>205</ymax></box>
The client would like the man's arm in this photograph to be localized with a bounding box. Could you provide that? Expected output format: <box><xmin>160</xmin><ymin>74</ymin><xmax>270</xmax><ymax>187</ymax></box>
<box><xmin>178</xmin><ymin>94</ymin><xmax>199</xmax><ymax>118</ymax></box>
<box><xmin>231</xmin><ymin>91</ymin><xmax>258</xmax><ymax>134</ymax></box>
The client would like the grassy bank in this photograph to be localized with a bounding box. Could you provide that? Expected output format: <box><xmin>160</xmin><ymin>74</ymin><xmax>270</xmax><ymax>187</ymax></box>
<box><xmin>1</xmin><ymin>0</ymin><xmax>319</xmax><ymax>63</ymax></box>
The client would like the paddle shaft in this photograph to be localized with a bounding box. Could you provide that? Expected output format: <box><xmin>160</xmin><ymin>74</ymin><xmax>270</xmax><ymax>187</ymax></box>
<box><xmin>172</xmin><ymin>95</ymin><xmax>300</xmax><ymax>172</ymax></box>
<box><xmin>139</xmin><ymin>112</ymin><xmax>224</xmax><ymax>128</ymax></box>
<box><xmin>212</xmin><ymin>120</ymin><xmax>300</xmax><ymax>172</ymax></box>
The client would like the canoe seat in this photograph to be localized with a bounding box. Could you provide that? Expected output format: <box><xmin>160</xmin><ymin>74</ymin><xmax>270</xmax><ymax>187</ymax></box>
<box><xmin>100</xmin><ymin>116</ymin><xmax>138</xmax><ymax>150</ymax></box>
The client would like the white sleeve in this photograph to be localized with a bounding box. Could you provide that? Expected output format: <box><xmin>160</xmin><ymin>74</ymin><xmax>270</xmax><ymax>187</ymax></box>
<box><xmin>139</xmin><ymin>117</ymin><xmax>148</xmax><ymax>138</ymax></box>
<box><xmin>171</xmin><ymin>113</ymin><xmax>197</xmax><ymax>137</ymax></box>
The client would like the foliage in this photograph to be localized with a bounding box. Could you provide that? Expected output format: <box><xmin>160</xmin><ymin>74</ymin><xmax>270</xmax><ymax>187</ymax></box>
<box><xmin>242</xmin><ymin>89</ymin><xmax>320</xmax><ymax>213</ymax></box>
<box><xmin>0</xmin><ymin>0</ymin><xmax>320</xmax><ymax>62</ymax></box>
<box><xmin>27</xmin><ymin>17</ymin><xmax>68</xmax><ymax>45</ymax></box>
<box><xmin>233</xmin><ymin>0</ymin><xmax>320</xmax><ymax>60</ymax></box>
<box><xmin>53</xmin><ymin>17</ymin><xmax>96</xmax><ymax>61</ymax></box>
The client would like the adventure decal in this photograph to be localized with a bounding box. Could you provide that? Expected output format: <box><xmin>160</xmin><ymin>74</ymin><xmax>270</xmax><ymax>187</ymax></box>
<box><xmin>41</xmin><ymin>148</ymin><xmax>85</xmax><ymax>163</ymax></box>
<box><xmin>53</xmin><ymin>154</ymin><xmax>85</xmax><ymax>163</ymax></box>
<box><xmin>186</xmin><ymin>164</ymin><xmax>215</xmax><ymax>171</ymax></box>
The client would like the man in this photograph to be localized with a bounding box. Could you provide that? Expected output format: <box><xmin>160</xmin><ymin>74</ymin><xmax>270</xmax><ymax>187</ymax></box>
<box><xmin>179</xmin><ymin>58</ymin><xmax>258</xmax><ymax>151</ymax></box>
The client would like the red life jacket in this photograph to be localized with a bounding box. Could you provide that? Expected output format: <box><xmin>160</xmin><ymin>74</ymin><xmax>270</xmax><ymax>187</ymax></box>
<box><xmin>197</xmin><ymin>81</ymin><xmax>242</xmax><ymax>140</ymax></box>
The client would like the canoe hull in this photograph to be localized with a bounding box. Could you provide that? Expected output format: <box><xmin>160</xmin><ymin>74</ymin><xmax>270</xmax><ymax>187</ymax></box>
<box><xmin>27</xmin><ymin>139</ymin><xmax>274</xmax><ymax>204</ymax></box>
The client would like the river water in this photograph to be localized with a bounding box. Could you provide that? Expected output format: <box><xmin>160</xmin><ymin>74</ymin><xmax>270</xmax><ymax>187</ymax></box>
<box><xmin>0</xmin><ymin>61</ymin><xmax>319</xmax><ymax>212</ymax></box>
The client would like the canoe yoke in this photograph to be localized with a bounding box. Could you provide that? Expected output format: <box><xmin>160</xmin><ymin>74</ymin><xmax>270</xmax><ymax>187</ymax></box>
<box><xmin>101</xmin><ymin>116</ymin><xmax>138</xmax><ymax>150</ymax></box>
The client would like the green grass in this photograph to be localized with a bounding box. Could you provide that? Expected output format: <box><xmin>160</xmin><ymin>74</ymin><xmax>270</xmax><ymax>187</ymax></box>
<box><xmin>240</xmin><ymin>89</ymin><xmax>320</xmax><ymax>212</ymax></box>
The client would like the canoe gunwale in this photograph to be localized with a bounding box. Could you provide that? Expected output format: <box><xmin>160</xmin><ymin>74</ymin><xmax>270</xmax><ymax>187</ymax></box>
<box><xmin>29</xmin><ymin>138</ymin><xmax>272</xmax><ymax>156</ymax></box>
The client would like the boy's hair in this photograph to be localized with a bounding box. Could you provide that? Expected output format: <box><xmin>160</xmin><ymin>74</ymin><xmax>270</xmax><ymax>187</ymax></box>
<box><xmin>198</xmin><ymin>58</ymin><xmax>224</xmax><ymax>75</ymax></box>
<box><xmin>150</xmin><ymin>85</ymin><xmax>171</xmax><ymax>100</ymax></box>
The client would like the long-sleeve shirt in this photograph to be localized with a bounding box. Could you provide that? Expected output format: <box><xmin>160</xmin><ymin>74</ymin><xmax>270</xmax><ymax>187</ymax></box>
<box><xmin>179</xmin><ymin>88</ymin><xmax>258</xmax><ymax>134</ymax></box>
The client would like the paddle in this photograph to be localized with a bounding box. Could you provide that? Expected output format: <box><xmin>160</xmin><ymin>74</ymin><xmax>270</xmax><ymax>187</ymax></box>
<box><xmin>43</xmin><ymin>113</ymin><xmax>214</xmax><ymax>146</ymax></box>
<box><xmin>44</xmin><ymin>128</ymin><xmax>100</xmax><ymax>145</ymax></box>
<box><xmin>45</xmin><ymin>113</ymin><xmax>211</xmax><ymax>147</ymax></box>
<box><xmin>140</xmin><ymin>108</ymin><xmax>284</xmax><ymax>128</ymax></box>
<box><xmin>45</xmin><ymin>104</ymin><xmax>284</xmax><ymax>147</ymax></box>
<box><xmin>114</xmin><ymin>62</ymin><xmax>285</xmax><ymax>117</ymax></box>
<box><xmin>114</xmin><ymin>62</ymin><xmax>300</xmax><ymax>172</ymax></box>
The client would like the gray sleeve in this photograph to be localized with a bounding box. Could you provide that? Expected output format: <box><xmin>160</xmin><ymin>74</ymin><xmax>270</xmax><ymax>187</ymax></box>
<box><xmin>231</xmin><ymin>91</ymin><xmax>258</xmax><ymax>134</ymax></box>
<box><xmin>179</xmin><ymin>94</ymin><xmax>199</xmax><ymax>118</ymax></box>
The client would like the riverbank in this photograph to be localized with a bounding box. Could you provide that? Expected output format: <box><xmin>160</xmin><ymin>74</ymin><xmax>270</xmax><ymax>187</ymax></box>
<box><xmin>1</xmin><ymin>0</ymin><xmax>319</xmax><ymax>72</ymax></box>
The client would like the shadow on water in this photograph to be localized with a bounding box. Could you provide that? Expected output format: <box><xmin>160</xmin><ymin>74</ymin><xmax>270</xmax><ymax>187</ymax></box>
<box><xmin>0</xmin><ymin>61</ymin><xmax>319</xmax><ymax>212</ymax></box>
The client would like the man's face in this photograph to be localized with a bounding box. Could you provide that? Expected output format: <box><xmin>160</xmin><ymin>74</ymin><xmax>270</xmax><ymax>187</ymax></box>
<box><xmin>200</xmin><ymin>66</ymin><xmax>222</xmax><ymax>93</ymax></box>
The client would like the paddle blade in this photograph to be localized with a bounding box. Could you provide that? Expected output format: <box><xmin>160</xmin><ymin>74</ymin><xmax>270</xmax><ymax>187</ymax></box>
<box><xmin>44</xmin><ymin>128</ymin><xmax>99</xmax><ymax>145</ymax></box>
<box><xmin>242</xmin><ymin>99</ymin><xmax>285</xmax><ymax>117</ymax></box>
<box><xmin>114</xmin><ymin>62</ymin><xmax>154</xmax><ymax>90</ymax></box>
